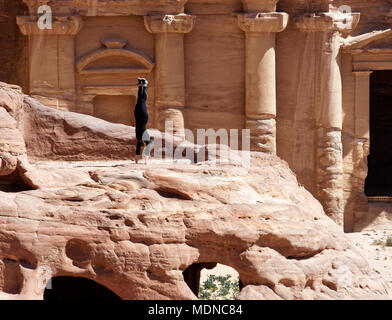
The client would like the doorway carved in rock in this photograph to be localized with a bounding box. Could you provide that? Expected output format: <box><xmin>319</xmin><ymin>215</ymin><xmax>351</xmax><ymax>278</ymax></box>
<box><xmin>365</xmin><ymin>70</ymin><xmax>392</xmax><ymax>198</ymax></box>
<box><xmin>93</xmin><ymin>95</ymin><xmax>136</xmax><ymax>126</ymax></box>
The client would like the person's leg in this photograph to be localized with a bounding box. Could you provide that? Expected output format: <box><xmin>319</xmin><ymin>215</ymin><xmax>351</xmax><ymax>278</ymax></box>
<box><xmin>137</xmin><ymin>84</ymin><xmax>143</xmax><ymax>103</ymax></box>
<box><xmin>142</xmin><ymin>130</ymin><xmax>152</xmax><ymax>156</ymax></box>
<box><xmin>141</xmin><ymin>129</ymin><xmax>151</xmax><ymax>164</ymax></box>
<box><xmin>135</xmin><ymin>139</ymin><xmax>143</xmax><ymax>164</ymax></box>
<box><xmin>136</xmin><ymin>139</ymin><xmax>144</xmax><ymax>155</ymax></box>
<box><xmin>141</xmin><ymin>84</ymin><xmax>148</xmax><ymax>103</ymax></box>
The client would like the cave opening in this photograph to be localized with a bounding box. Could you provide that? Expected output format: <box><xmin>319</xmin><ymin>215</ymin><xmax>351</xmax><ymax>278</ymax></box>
<box><xmin>43</xmin><ymin>276</ymin><xmax>121</xmax><ymax>300</ymax></box>
<box><xmin>0</xmin><ymin>170</ymin><xmax>33</xmax><ymax>193</ymax></box>
<box><xmin>365</xmin><ymin>70</ymin><xmax>392</xmax><ymax>199</ymax></box>
<box><xmin>183</xmin><ymin>263</ymin><xmax>243</xmax><ymax>300</ymax></box>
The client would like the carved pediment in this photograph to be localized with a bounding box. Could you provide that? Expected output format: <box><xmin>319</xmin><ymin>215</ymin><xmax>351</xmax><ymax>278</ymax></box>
<box><xmin>76</xmin><ymin>39</ymin><xmax>154</xmax><ymax>75</ymax></box>
<box><xmin>343</xmin><ymin>29</ymin><xmax>392</xmax><ymax>54</ymax></box>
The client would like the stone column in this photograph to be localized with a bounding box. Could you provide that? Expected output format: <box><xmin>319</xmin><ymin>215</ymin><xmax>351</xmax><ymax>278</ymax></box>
<box><xmin>17</xmin><ymin>15</ymin><xmax>82</xmax><ymax>111</ymax></box>
<box><xmin>144</xmin><ymin>14</ymin><xmax>195</xmax><ymax>138</ymax></box>
<box><xmin>349</xmin><ymin>70</ymin><xmax>372</xmax><ymax>231</ymax></box>
<box><xmin>295</xmin><ymin>12</ymin><xmax>360</xmax><ymax>225</ymax></box>
<box><xmin>236</xmin><ymin>0</ymin><xmax>288</xmax><ymax>154</ymax></box>
<box><xmin>353</xmin><ymin>71</ymin><xmax>372</xmax><ymax>142</ymax></box>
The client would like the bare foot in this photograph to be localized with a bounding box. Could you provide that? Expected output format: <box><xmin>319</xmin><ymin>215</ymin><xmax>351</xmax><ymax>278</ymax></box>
<box><xmin>135</xmin><ymin>154</ymin><xmax>142</xmax><ymax>164</ymax></box>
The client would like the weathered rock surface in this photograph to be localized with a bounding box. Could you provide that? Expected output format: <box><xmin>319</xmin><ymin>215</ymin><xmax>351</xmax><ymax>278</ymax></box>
<box><xmin>0</xmin><ymin>83</ymin><xmax>390</xmax><ymax>300</ymax></box>
<box><xmin>22</xmin><ymin>94</ymin><xmax>186</xmax><ymax>162</ymax></box>
<box><xmin>0</xmin><ymin>83</ymin><xmax>223</xmax><ymax>189</ymax></box>
<box><xmin>0</xmin><ymin>83</ymin><xmax>28</xmax><ymax>181</ymax></box>
<box><xmin>0</xmin><ymin>156</ymin><xmax>390</xmax><ymax>300</ymax></box>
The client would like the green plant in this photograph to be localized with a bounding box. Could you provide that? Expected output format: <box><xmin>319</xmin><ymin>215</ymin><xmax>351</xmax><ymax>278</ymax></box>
<box><xmin>372</xmin><ymin>239</ymin><xmax>385</xmax><ymax>246</ymax></box>
<box><xmin>198</xmin><ymin>274</ymin><xmax>240</xmax><ymax>300</ymax></box>
<box><xmin>371</xmin><ymin>236</ymin><xmax>392</xmax><ymax>249</ymax></box>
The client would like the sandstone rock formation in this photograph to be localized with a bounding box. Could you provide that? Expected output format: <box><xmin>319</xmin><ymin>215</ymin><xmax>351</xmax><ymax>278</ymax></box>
<box><xmin>0</xmin><ymin>83</ymin><xmax>390</xmax><ymax>300</ymax></box>
<box><xmin>0</xmin><ymin>155</ymin><xmax>390</xmax><ymax>300</ymax></box>
<box><xmin>0</xmin><ymin>82</ymin><xmax>223</xmax><ymax>189</ymax></box>
<box><xmin>4</xmin><ymin>0</ymin><xmax>392</xmax><ymax>231</ymax></box>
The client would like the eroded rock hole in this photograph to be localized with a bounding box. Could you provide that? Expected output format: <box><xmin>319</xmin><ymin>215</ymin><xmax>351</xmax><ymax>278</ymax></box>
<box><xmin>0</xmin><ymin>171</ymin><xmax>33</xmax><ymax>193</ymax></box>
<box><xmin>43</xmin><ymin>276</ymin><xmax>121</xmax><ymax>300</ymax></box>
<box><xmin>0</xmin><ymin>259</ymin><xmax>23</xmax><ymax>294</ymax></box>
<box><xmin>65</xmin><ymin>239</ymin><xmax>92</xmax><ymax>263</ymax></box>
<box><xmin>183</xmin><ymin>263</ymin><xmax>242</xmax><ymax>300</ymax></box>
<box><xmin>0</xmin><ymin>183</ymin><xmax>31</xmax><ymax>192</ymax></box>
<box><xmin>156</xmin><ymin>188</ymin><xmax>192</xmax><ymax>200</ymax></box>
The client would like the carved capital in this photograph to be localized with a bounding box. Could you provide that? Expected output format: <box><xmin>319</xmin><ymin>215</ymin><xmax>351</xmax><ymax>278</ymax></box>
<box><xmin>237</xmin><ymin>12</ymin><xmax>288</xmax><ymax>33</ymax></box>
<box><xmin>241</xmin><ymin>0</ymin><xmax>279</xmax><ymax>13</ymax></box>
<box><xmin>144</xmin><ymin>14</ymin><xmax>195</xmax><ymax>34</ymax></box>
<box><xmin>17</xmin><ymin>15</ymin><xmax>83</xmax><ymax>35</ymax></box>
<box><xmin>295</xmin><ymin>12</ymin><xmax>360</xmax><ymax>33</ymax></box>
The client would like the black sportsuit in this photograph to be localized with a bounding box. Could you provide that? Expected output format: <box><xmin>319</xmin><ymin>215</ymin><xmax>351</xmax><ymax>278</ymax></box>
<box><xmin>134</xmin><ymin>84</ymin><xmax>151</xmax><ymax>156</ymax></box>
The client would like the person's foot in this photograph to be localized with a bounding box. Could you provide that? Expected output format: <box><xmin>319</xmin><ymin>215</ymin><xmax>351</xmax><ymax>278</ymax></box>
<box><xmin>135</xmin><ymin>154</ymin><xmax>142</xmax><ymax>164</ymax></box>
<box><xmin>144</xmin><ymin>155</ymin><xmax>149</xmax><ymax>165</ymax></box>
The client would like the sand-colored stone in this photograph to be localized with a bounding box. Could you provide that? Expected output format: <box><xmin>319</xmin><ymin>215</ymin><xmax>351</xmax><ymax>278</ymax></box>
<box><xmin>0</xmin><ymin>83</ymin><xmax>242</xmax><ymax>189</ymax></box>
<box><xmin>0</xmin><ymin>83</ymin><xmax>390</xmax><ymax>300</ymax></box>
<box><xmin>0</xmin><ymin>156</ymin><xmax>391</xmax><ymax>300</ymax></box>
<box><xmin>1</xmin><ymin>0</ymin><xmax>391</xmax><ymax>236</ymax></box>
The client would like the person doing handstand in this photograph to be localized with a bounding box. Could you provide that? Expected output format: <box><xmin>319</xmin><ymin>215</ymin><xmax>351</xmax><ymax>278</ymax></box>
<box><xmin>134</xmin><ymin>78</ymin><xmax>151</xmax><ymax>164</ymax></box>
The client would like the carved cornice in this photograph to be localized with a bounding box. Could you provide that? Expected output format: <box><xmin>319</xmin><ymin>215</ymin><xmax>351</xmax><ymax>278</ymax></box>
<box><xmin>17</xmin><ymin>15</ymin><xmax>83</xmax><ymax>35</ymax></box>
<box><xmin>144</xmin><ymin>14</ymin><xmax>196</xmax><ymax>34</ymax></box>
<box><xmin>23</xmin><ymin>0</ymin><xmax>188</xmax><ymax>16</ymax></box>
<box><xmin>294</xmin><ymin>12</ymin><xmax>360</xmax><ymax>33</ymax></box>
<box><xmin>23</xmin><ymin>0</ymin><xmax>48</xmax><ymax>7</ymax></box>
<box><xmin>237</xmin><ymin>12</ymin><xmax>288</xmax><ymax>33</ymax></box>
<box><xmin>24</xmin><ymin>0</ymin><xmax>188</xmax><ymax>6</ymax></box>
<box><xmin>241</xmin><ymin>0</ymin><xmax>279</xmax><ymax>13</ymax></box>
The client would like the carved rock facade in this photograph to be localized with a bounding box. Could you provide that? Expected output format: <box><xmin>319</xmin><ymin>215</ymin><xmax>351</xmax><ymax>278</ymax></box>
<box><xmin>2</xmin><ymin>0</ymin><xmax>392</xmax><ymax>231</ymax></box>
<box><xmin>0</xmin><ymin>84</ymin><xmax>390</xmax><ymax>300</ymax></box>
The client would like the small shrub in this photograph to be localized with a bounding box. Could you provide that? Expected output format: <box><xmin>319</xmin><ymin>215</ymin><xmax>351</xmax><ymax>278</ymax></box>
<box><xmin>386</xmin><ymin>236</ymin><xmax>392</xmax><ymax>247</ymax></box>
<box><xmin>372</xmin><ymin>239</ymin><xmax>385</xmax><ymax>246</ymax></box>
<box><xmin>199</xmin><ymin>274</ymin><xmax>240</xmax><ymax>300</ymax></box>
<box><xmin>371</xmin><ymin>236</ymin><xmax>392</xmax><ymax>249</ymax></box>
